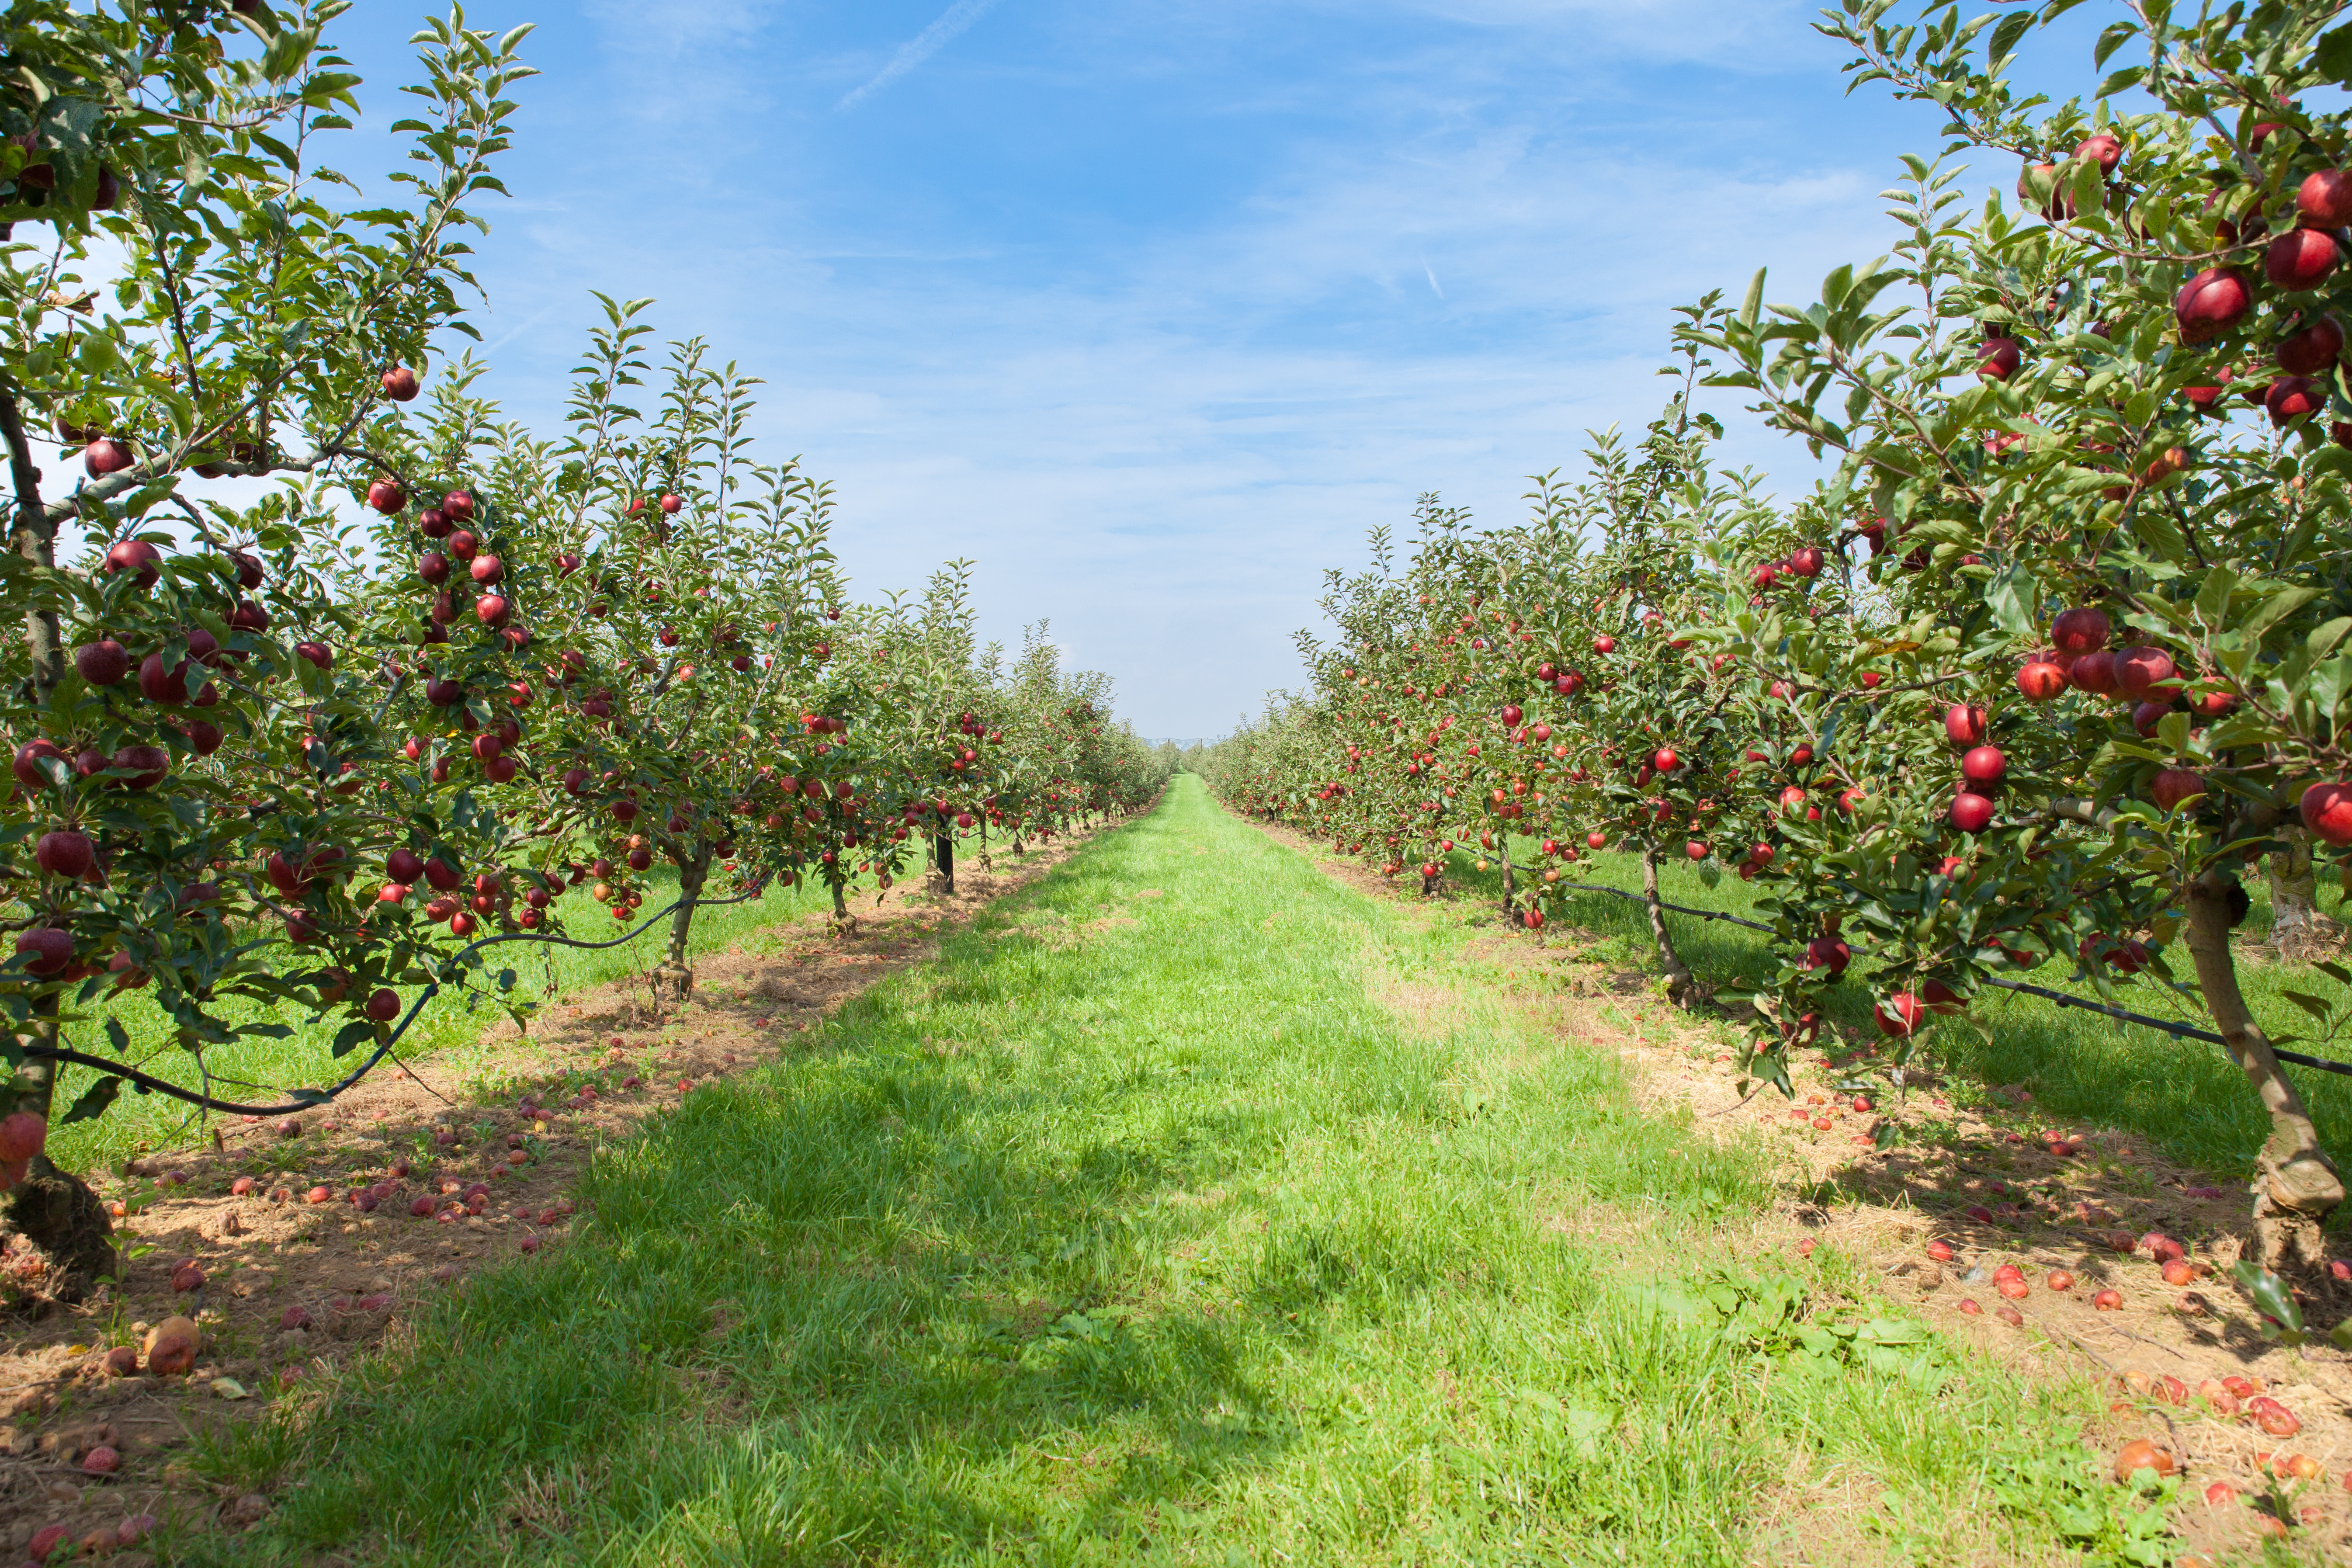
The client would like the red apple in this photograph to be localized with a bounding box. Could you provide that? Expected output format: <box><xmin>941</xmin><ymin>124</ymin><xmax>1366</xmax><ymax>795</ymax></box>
<box><xmin>0</xmin><ymin>1110</ymin><xmax>43</xmax><ymax>1165</ymax></box>
<box><xmin>2016</xmin><ymin>658</ymin><xmax>2066</xmax><ymax>701</ymax></box>
<box><xmin>2268</xmin><ymin>226</ymin><xmax>2338</xmax><ymax>289</ymax></box>
<box><xmin>2300</xmin><ymin>780</ymin><xmax>2352</xmax><ymax>845</ymax></box>
<box><xmin>2152</xmin><ymin>768</ymin><xmax>2206</xmax><ymax>811</ymax></box>
<box><xmin>1943</xmin><ymin>704</ymin><xmax>1987</xmax><ymax>746</ymax></box>
<box><xmin>1874</xmin><ymin>993</ymin><xmax>1925</xmax><ymax>1038</ymax></box>
<box><xmin>83</xmin><ymin>437</ymin><xmax>134</xmax><ymax>477</ymax></box>
<box><xmin>2299</xmin><ymin>167</ymin><xmax>2352</xmax><ymax>228</ymax></box>
<box><xmin>34</xmin><ymin>829</ymin><xmax>92</xmax><ymax>879</ymax></box>
<box><xmin>2267</xmin><ymin>375</ymin><xmax>2325</xmax><ymax>426</ymax></box>
<box><xmin>2113</xmin><ymin>645</ymin><xmax>2176</xmax><ymax>697</ymax></box>
<box><xmin>2074</xmin><ymin>132</ymin><xmax>2122</xmax><ymax>174</ymax></box>
<box><xmin>1977</xmin><ymin>337</ymin><xmax>2022</xmax><ymax>379</ymax></box>
<box><xmin>10</xmin><ymin>738</ymin><xmax>64</xmax><ymax>794</ymax></box>
<box><xmin>100</xmin><ymin>538</ymin><xmax>160</xmax><ymax>584</ymax></box>
<box><xmin>111</xmin><ymin>745</ymin><xmax>167</xmax><ymax>788</ymax></box>
<box><xmin>2174</xmin><ymin>267</ymin><xmax>2252</xmax><ymax>342</ymax></box>
<box><xmin>294</xmin><ymin>641</ymin><xmax>332</xmax><ymax>670</ymax></box>
<box><xmin>2050</xmin><ymin>606</ymin><xmax>2109</xmax><ymax>655</ymax></box>
<box><xmin>417</xmin><ymin>551</ymin><xmax>450</xmax><ymax>585</ymax></box>
<box><xmin>381</xmin><ymin>366</ymin><xmax>420</xmax><ymax>400</ymax></box>
<box><xmin>2276</xmin><ymin>315</ymin><xmax>2344</xmax><ymax>374</ymax></box>
<box><xmin>470</xmin><ymin>553</ymin><xmax>503</xmax><ymax>585</ymax></box>
<box><xmin>14</xmin><ymin>927</ymin><xmax>72</xmax><ymax>975</ymax></box>
<box><xmin>365</xmin><ymin>478</ymin><xmax>406</xmax><ymax>514</ymax></box>
<box><xmin>1949</xmin><ymin>792</ymin><xmax>1995</xmax><ymax>833</ymax></box>
<box><xmin>1961</xmin><ymin>746</ymin><xmax>2005</xmax><ymax>785</ymax></box>
<box><xmin>1803</xmin><ymin>936</ymin><xmax>1851</xmax><ymax>973</ymax></box>
<box><xmin>2068</xmin><ymin>649</ymin><xmax>2119</xmax><ymax>696</ymax></box>
<box><xmin>73</xmin><ymin>638</ymin><xmax>128</xmax><ymax>685</ymax></box>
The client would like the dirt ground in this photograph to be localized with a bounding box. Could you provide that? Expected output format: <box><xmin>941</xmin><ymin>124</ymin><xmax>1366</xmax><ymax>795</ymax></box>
<box><xmin>0</xmin><ymin>827</ymin><xmax>1104</xmax><ymax>1565</ymax></box>
<box><xmin>1247</xmin><ymin>814</ymin><xmax>2352</xmax><ymax>1566</ymax></box>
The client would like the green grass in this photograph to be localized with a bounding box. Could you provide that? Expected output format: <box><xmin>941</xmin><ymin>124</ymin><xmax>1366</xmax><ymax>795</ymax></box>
<box><xmin>186</xmin><ymin>776</ymin><xmax>2168</xmax><ymax>1567</ymax></box>
<box><xmin>49</xmin><ymin>867</ymin><xmax>851</xmax><ymax>1173</ymax></box>
<box><xmin>1439</xmin><ymin>838</ymin><xmax>2352</xmax><ymax>1193</ymax></box>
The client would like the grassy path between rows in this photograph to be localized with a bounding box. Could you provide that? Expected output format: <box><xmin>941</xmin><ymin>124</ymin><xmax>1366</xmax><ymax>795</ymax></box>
<box><xmin>201</xmin><ymin>777</ymin><xmax>2147</xmax><ymax>1567</ymax></box>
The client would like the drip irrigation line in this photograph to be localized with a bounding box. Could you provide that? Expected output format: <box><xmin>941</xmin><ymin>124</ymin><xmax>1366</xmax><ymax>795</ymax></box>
<box><xmin>17</xmin><ymin>876</ymin><xmax>777</xmax><ymax>1118</ymax></box>
<box><xmin>1541</xmin><ymin>879</ymin><xmax>2352</xmax><ymax>1079</ymax></box>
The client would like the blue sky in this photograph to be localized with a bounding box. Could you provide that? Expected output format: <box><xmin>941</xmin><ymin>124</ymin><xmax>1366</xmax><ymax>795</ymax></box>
<box><xmin>326</xmin><ymin>0</ymin><xmax>1972</xmax><ymax>738</ymax></box>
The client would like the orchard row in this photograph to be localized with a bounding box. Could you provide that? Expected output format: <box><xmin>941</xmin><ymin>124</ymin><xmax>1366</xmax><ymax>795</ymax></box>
<box><xmin>0</xmin><ymin>6</ymin><xmax>1167</xmax><ymax>1291</ymax></box>
<box><xmin>1207</xmin><ymin>0</ymin><xmax>2352</xmax><ymax>1302</ymax></box>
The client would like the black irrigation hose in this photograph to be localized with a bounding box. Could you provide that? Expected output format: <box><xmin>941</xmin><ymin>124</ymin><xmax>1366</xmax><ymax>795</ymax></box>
<box><xmin>17</xmin><ymin>876</ymin><xmax>779</xmax><ymax>1118</ymax></box>
<box><xmin>1543</xmin><ymin>879</ymin><xmax>2352</xmax><ymax>1080</ymax></box>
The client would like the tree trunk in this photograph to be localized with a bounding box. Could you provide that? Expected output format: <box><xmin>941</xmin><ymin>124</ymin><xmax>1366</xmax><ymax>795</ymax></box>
<box><xmin>934</xmin><ymin>830</ymin><xmax>954</xmax><ymax>896</ymax></box>
<box><xmin>2263</xmin><ymin>829</ymin><xmax>2341</xmax><ymax>962</ymax></box>
<box><xmin>1641</xmin><ymin>843</ymin><xmax>1697</xmax><ymax>1006</ymax></box>
<box><xmin>0</xmin><ymin>392</ymin><xmax>110</xmax><ymax>1298</ymax></box>
<box><xmin>647</xmin><ymin>846</ymin><xmax>708</xmax><ymax>1008</ymax></box>
<box><xmin>1499</xmin><ymin>840</ymin><xmax>1517</xmax><ymax>918</ymax></box>
<box><xmin>2186</xmin><ymin>868</ymin><xmax>2344</xmax><ymax>1287</ymax></box>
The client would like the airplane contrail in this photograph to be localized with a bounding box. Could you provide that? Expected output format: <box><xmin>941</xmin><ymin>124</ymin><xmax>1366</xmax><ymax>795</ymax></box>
<box><xmin>841</xmin><ymin>0</ymin><xmax>1006</xmax><ymax>110</ymax></box>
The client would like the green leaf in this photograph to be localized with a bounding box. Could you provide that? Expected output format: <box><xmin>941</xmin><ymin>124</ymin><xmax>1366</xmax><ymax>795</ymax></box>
<box><xmin>2241</xmin><ymin>586</ymin><xmax>2320</xmax><ymax>641</ymax></box>
<box><xmin>2318</xmin><ymin>22</ymin><xmax>2352</xmax><ymax>83</ymax></box>
<box><xmin>1988</xmin><ymin>8</ymin><xmax>2035</xmax><ymax>62</ymax></box>
<box><xmin>1985</xmin><ymin>561</ymin><xmax>2038</xmax><ymax>638</ymax></box>
<box><xmin>58</xmin><ymin>1075</ymin><xmax>123</xmax><ymax>1126</ymax></box>
<box><xmin>2231</xmin><ymin>1259</ymin><xmax>2304</xmax><ymax>1333</ymax></box>
<box><xmin>2279</xmin><ymin>989</ymin><xmax>2333</xmax><ymax>1023</ymax></box>
<box><xmin>2193</xmin><ymin>565</ymin><xmax>2238</xmax><ymax>625</ymax></box>
<box><xmin>329</xmin><ymin>1020</ymin><xmax>373</xmax><ymax>1058</ymax></box>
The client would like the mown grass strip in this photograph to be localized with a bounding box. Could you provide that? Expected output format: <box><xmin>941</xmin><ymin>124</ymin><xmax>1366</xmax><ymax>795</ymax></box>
<box><xmin>195</xmin><ymin>778</ymin><xmax>2145</xmax><ymax>1567</ymax></box>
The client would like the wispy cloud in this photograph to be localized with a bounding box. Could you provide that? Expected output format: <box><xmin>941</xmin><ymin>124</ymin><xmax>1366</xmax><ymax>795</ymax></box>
<box><xmin>840</xmin><ymin>0</ymin><xmax>1007</xmax><ymax>110</ymax></box>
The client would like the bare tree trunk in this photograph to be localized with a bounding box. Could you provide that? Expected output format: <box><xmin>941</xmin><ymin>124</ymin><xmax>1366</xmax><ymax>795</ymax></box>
<box><xmin>1499</xmin><ymin>838</ymin><xmax>1516</xmax><ymax>919</ymax></box>
<box><xmin>1641</xmin><ymin>843</ymin><xmax>1697</xmax><ymax>1006</ymax></box>
<box><xmin>2186</xmin><ymin>868</ymin><xmax>2343</xmax><ymax>1287</ymax></box>
<box><xmin>934</xmin><ymin>830</ymin><xmax>954</xmax><ymax>896</ymax></box>
<box><xmin>2264</xmin><ymin>829</ymin><xmax>2341</xmax><ymax>962</ymax></box>
<box><xmin>647</xmin><ymin>846</ymin><xmax>708</xmax><ymax>1008</ymax></box>
<box><xmin>0</xmin><ymin>389</ymin><xmax>111</xmax><ymax>1298</ymax></box>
